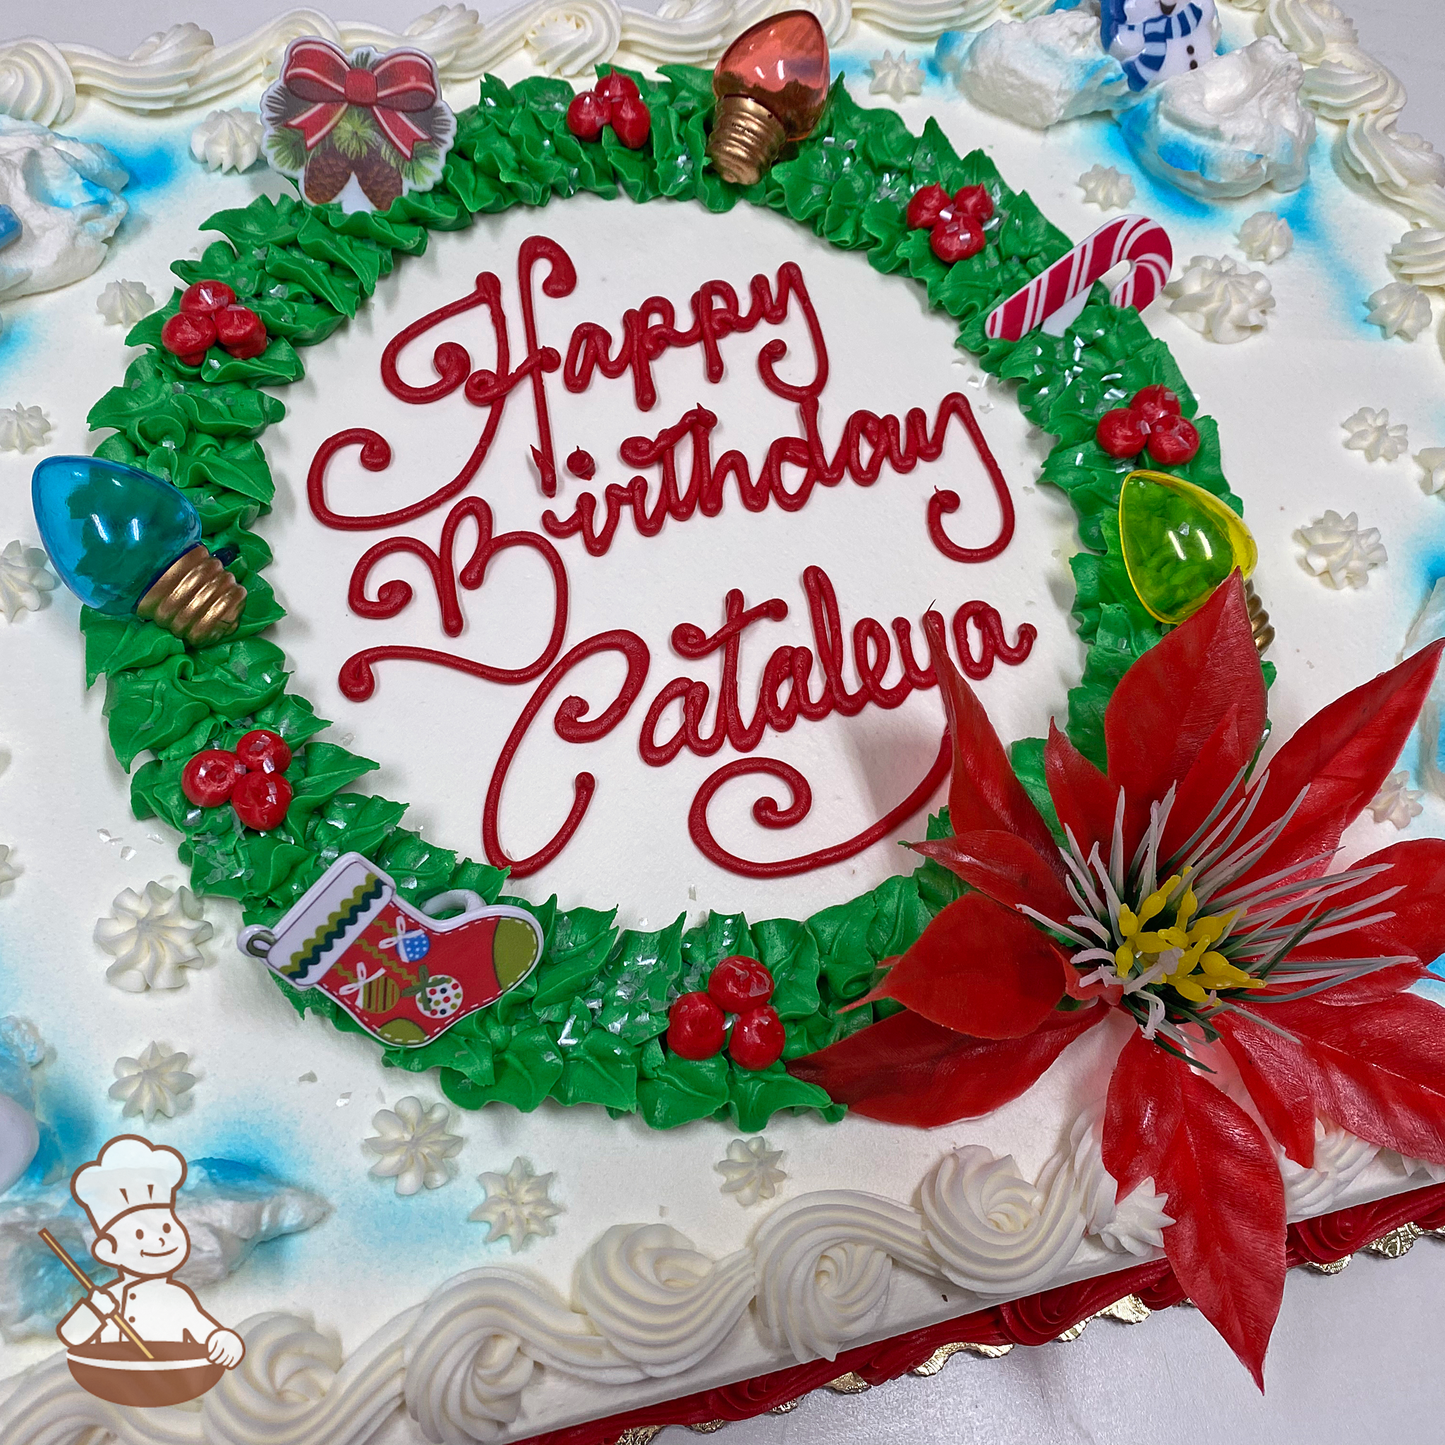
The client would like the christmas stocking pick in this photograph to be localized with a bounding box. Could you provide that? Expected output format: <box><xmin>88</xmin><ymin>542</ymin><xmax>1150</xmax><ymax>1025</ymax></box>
<box><xmin>239</xmin><ymin>852</ymin><xmax>543</xmax><ymax>1046</ymax></box>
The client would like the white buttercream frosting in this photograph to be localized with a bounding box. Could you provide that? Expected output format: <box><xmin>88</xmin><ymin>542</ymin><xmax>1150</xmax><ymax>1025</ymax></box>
<box><xmin>0</xmin><ymin>844</ymin><xmax>18</xmax><ymax>888</ymax></box>
<box><xmin>404</xmin><ymin>1268</ymin><xmax>641</xmax><ymax>1444</ymax></box>
<box><xmin>920</xmin><ymin>1144</ymin><xmax>1087</xmax><ymax>1296</ymax></box>
<box><xmin>1278</xmin><ymin>1119</ymin><xmax>1380</xmax><ymax>1219</ymax></box>
<box><xmin>109</xmin><ymin>1040</ymin><xmax>195</xmax><ymax>1121</ymax></box>
<box><xmin>1262</xmin><ymin>0</ymin><xmax>1357</xmax><ymax>65</ymax></box>
<box><xmin>1238</xmin><ymin>210</ymin><xmax>1294</xmax><ymax>263</ymax></box>
<box><xmin>868</xmin><ymin>49</ymin><xmax>923</xmax><ymax>102</ymax></box>
<box><xmin>1299</xmin><ymin>46</ymin><xmax>1404</xmax><ymax>120</ymax></box>
<box><xmin>202</xmin><ymin>1310</ymin><xmax>408</xmax><ymax>1445</ymax></box>
<box><xmin>190</xmin><ymin>107</ymin><xmax>264</xmax><ymax>173</ymax></box>
<box><xmin>959</xmin><ymin>10</ymin><xmax>1127</xmax><ymax>130</ymax></box>
<box><xmin>0</xmin><ymin>38</ymin><xmax>74</xmax><ymax>127</ymax></box>
<box><xmin>0</xmin><ymin>540</ymin><xmax>55</xmax><ymax>622</ymax></box>
<box><xmin>1342</xmin><ymin>113</ymin><xmax>1445</xmax><ymax>227</ymax></box>
<box><xmin>752</xmin><ymin>1190</ymin><xmax>935</xmax><ymax>1362</ymax></box>
<box><xmin>364</xmin><ymin>1096</ymin><xmax>463</xmax><ymax>1196</ymax></box>
<box><xmin>93</xmin><ymin>879</ymin><xmax>213</xmax><ymax>991</ymax></box>
<box><xmin>1296</xmin><ymin>508</ymin><xmax>1387</xmax><ymax>588</ymax></box>
<box><xmin>575</xmin><ymin>1224</ymin><xmax>755</xmax><ymax>1375</ymax></box>
<box><xmin>1068</xmin><ymin>1108</ymin><xmax>1172</xmax><ymax>1257</ymax></box>
<box><xmin>95</xmin><ymin>277</ymin><xmax>155</xmax><ymax>325</ymax></box>
<box><xmin>715</xmin><ymin>1135</ymin><xmax>787</xmax><ymax>1206</ymax></box>
<box><xmin>1390</xmin><ymin>228</ymin><xmax>1445</xmax><ymax>289</ymax></box>
<box><xmin>1365</xmin><ymin>280</ymin><xmax>1432</xmax><ymax>340</ymax></box>
<box><xmin>0</xmin><ymin>2</ymin><xmax>977</xmax><ymax>120</ymax></box>
<box><xmin>1342</xmin><ymin>405</ymin><xmax>1409</xmax><ymax>462</ymax></box>
<box><xmin>1418</xmin><ymin>446</ymin><xmax>1445</xmax><ymax>495</ymax></box>
<box><xmin>0</xmin><ymin>116</ymin><xmax>128</xmax><ymax>300</ymax></box>
<box><xmin>1079</xmin><ymin>163</ymin><xmax>1134</xmax><ymax>210</ymax></box>
<box><xmin>1119</xmin><ymin>38</ymin><xmax>1314</xmax><ymax>199</ymax></box>
<box><xmin>0</xmin><ymin>403</ymin><xmax>51</xmax><ymax>452</ymax></box>
<box><xmin>1165</xmin><ymin>255</ymin><xmax>1276</xmax><ymax>343</ymax></box>
<box><xmin>1370</xmin><ymin>770</ymin><xmax>1424</xmax><ymax>830</ymax></box>
<box><xmin>471</xmin><ymin>1155</ymin><xmax>563</xmax><ymax>1249</ymax></box>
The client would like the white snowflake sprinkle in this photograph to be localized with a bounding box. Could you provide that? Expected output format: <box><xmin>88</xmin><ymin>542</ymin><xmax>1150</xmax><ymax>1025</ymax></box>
<box><xmin>1238</xmin><ymin>211</ymin><xmax>1293</xmax><ymax>264</ymax></box>
<box><xmin>1296</xmin><ymin>510</ymin><xmax>1387</xmax><ymax>589</ymax></box>
<box><xmin>1342</xmin><ymin>407</ymin><xmax>1409</xmax><ymax>463</ymax></box>
<box><xmin>0</xmin><ymin>405</ymin><xmax>51</xmax><ymax>453</ymax></box>
<box><xmin>1078</xmin><ymin>164</ymin><xmax>1134</xmax><ymax>210</ymax></box>
<box><xmin>1418</xmin><ymin>447</ymin><xmax>1445</xmax><ymax>495</ymax></box>
<box><xmin>1370</xmin><ymin>771</ymin><xmax>1424</xmax><ymax>830</ymax></box>
<box><xmin>867</xmin><ymin>50</ymin><xmax>924</xmax><ymax>103</ymax></box>
<box><xmin>470</xmin><ymin>1156</ymin><xmax>562</xmax><ymax>1251</ymax></box>
<box><xmin>1365</xmin><ymin>281</ymin><xmax>1432</xmax><ymax>341</ymax></box>
<box><xmin>94</xmin><ymin>881</ymin><xmax>214</xmax><ymax>992</ymax></box>
<box><xmin>363</xmin><ymin>1096</ymin><xmax>462</xmax><ymax>1196</ymax></box>
<box><xmin>715</xmin><ymin>1136</ymin><xmax>787</xmax><ymax>1207</ymax></box>
<box><xmin>109</xmin><ymin>1042</ymin><xmax>195</xmax><ymax>1122</ymax></box>
<box><xmin>0</xmin><ymin>541</ymin><xmax>55</xmax><ymax>622</ymax></box>
<box><xmin>0</xmin><ymin>844</ymin><xmax>18</xmax><ymax>888</ymax></box>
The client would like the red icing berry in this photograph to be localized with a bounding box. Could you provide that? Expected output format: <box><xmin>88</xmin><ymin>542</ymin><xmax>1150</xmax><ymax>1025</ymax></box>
<box><xmin>214</xmin><ymin>304</ymin><xmax>267</xmax><ymax>360</ymax></box>
<box><xmin>930</xmin><ymin>215</ymin><xmax>985</xmax><ymax>263</ymax></box>
<box><xmin>667</xmin><ymin>992</ymin><xmax>726</xmax><ymax>1060</ymax></box>
<box><xmin>181</xmin><ymin>749</ymin><xmax>246</xmax><ymax>807</ymax></box>
<box><xmin>566</xmin><ymin>90</ymin><xmax>609</xmax><ymax>142</ymax></box>
<box><xmin>1147</xmin><ymin>413</ymin><xmax>1201</xmax><ymax>465</ymax></box>
<box><xmin>952</xmin><ymin>184</ymin><xmax>994</xmax><ymax>224</ymax></box>
<box><xmin>566</xmin><ymin>447</ymin><xmax>597</xmax><ymax>480</ymax></box>
<box><xmin>232</xmin><ymin>770</ymin><xmax>293</xmax><ymax>831</ymax></box>
<box><xmin>1096</xmin><ymin>407</ymin><xmax>1151</xmax><ymax>459</ymax></box>
<box><xmin>906</xmin><ymin>183</ymin><xmax>949</xmax><ymax>230</ymax></box>
<box><xmin>708</xmin><ymin>955</ymin><xmax>775</xmax><ymax>1013</ymax></box>
<box><xmin>1095</xmin><ymin>386</ymin><xmax>1201</xmax><ymax>465</ymax></box>
<box><xmin>161</xmin><ymin>311</ymin><xmax>216</xmax><ymax>366</ymax></box>
<box><xmin>595</xmin><ymin>72</ymin><xmax>641</xmax><ymax>104</ymax></box>
<box><xmin>908</xmin><ymin>184</ymin><xmax>992</xmax><ymax>262</ymax></box>
<box><xmin>610</xmin><ymin>93</ymin><xmax>652</xmax><ymax>151</ymax></box>
<box><xmin>729</xmin><ymin>1006</ymin><xmax>786</xmax><ymax>1071</ymax></box>
<box><xmin>235</xmin><ymin>729</ymin><xmax>292</xmax><ymax>775</ymax></box>
<box><xmin>179</xmin><ymin>279</ymin><xmax>236</xmax><ymax>318</ymax></box>
<box><xmin>1132</xmin><ymin>384</ymin><xmax>1182</xmax><ymax>425</ymax></box>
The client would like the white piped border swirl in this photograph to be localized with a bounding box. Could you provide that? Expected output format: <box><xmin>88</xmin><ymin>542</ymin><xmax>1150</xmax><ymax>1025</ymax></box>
<box><xmin>0</xmin><ymin>1121</ymin><xmax>1176</xmax><ymax>1444</ymax></box>
<box><xmin>3</xmin><ymin>1110</ymin><xmax>1432</xmax><ymax>1443</ymax></box>
<box><xmin>0</xmin><ymin>1</ymin><xmax>973</xmax><ymax>123</ymax></box>
<box><xmin>1226</xmin><ymin>0</ymin><xmax>1445</xmax><ymax>236</ymax></box>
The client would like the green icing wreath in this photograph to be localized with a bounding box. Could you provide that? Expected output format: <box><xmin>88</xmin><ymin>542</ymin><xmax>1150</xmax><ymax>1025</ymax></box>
<box><xmin>81</xmin><ymin>65</ymin><xmax>1253</xmax><ymax>1132</ymax></box>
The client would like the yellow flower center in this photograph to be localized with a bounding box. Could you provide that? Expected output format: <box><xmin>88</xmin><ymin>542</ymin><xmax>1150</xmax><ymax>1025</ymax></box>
<box><xmin>1112</xmin><ymin>872</ymin><xmax>1261</xmax><ymax>1004</ymax></box>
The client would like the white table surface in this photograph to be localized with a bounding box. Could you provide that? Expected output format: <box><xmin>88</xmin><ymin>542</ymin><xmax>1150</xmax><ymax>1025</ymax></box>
<box><xmin>8</xmin><ymin>2</ymin><xmax>1445</xmax><ymax>1441</ymax></box>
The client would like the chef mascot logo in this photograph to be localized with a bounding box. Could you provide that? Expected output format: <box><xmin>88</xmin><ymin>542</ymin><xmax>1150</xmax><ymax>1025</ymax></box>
<box><xmin>51</xmin><ymin>1135</ymin><xmax>244</xmax><ymax>1406</ymax></box>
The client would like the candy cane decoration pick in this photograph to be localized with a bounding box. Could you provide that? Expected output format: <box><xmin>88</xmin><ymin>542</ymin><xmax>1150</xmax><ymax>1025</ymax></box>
<box><xmin>985</xmin><ymin>215</ymin><xmax>1173</xmax><ymax>342</ymax></box>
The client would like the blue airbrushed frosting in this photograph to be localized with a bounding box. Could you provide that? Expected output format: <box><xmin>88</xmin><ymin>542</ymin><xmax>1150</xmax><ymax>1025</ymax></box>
<box><xmin>0</xmin><ymin>1153</ymin><xmax>329</xmax><ymax>1341</ymax></box>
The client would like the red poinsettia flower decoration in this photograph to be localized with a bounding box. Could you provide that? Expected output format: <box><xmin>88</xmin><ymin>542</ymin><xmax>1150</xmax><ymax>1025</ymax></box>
<box><xmin>790</xmin><ymin>573</ymin><xmax>1445</xmax><ymax>1385</ymax></box>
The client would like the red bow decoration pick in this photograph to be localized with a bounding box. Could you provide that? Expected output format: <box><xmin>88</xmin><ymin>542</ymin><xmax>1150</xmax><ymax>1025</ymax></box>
<box><xmin>281</xmin><ymin>38</ymin><xmax>438</xmax><ymax>159</ymax></box>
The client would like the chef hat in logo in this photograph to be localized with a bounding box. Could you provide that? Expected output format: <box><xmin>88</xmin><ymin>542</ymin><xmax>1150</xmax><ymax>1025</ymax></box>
<box><xmin>71</xmin><ymin>1135</ymin><xmax>187</xmax><ymax>1235</ymax></box>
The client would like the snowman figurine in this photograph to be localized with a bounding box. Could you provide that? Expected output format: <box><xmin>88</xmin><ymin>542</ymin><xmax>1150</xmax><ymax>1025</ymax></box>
<box><xmin>1102</xmin><ymin>0</ymin><xmax>1221</xmax><ymax>93</ymax></box>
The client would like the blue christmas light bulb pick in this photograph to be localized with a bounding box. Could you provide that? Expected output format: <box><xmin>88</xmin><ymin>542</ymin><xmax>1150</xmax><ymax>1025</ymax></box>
<box><xmin>32</xmin><ymin>455</ymin><xmax>246</xmax><ymax>645</ymax></box>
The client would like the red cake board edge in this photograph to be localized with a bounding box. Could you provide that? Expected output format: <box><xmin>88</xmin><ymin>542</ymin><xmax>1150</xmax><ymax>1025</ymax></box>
<box><xmin>516</xmin><ymin>1180</ymin><xmax>1445</xmax><ymax>1445</ymax></box>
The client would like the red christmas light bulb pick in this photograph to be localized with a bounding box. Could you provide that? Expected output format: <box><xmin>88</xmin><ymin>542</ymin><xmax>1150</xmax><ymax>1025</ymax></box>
<box><xmin>707</xmin><ymin>10</ymin><xmax>830</xmax><ymax>186</ymax></box>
